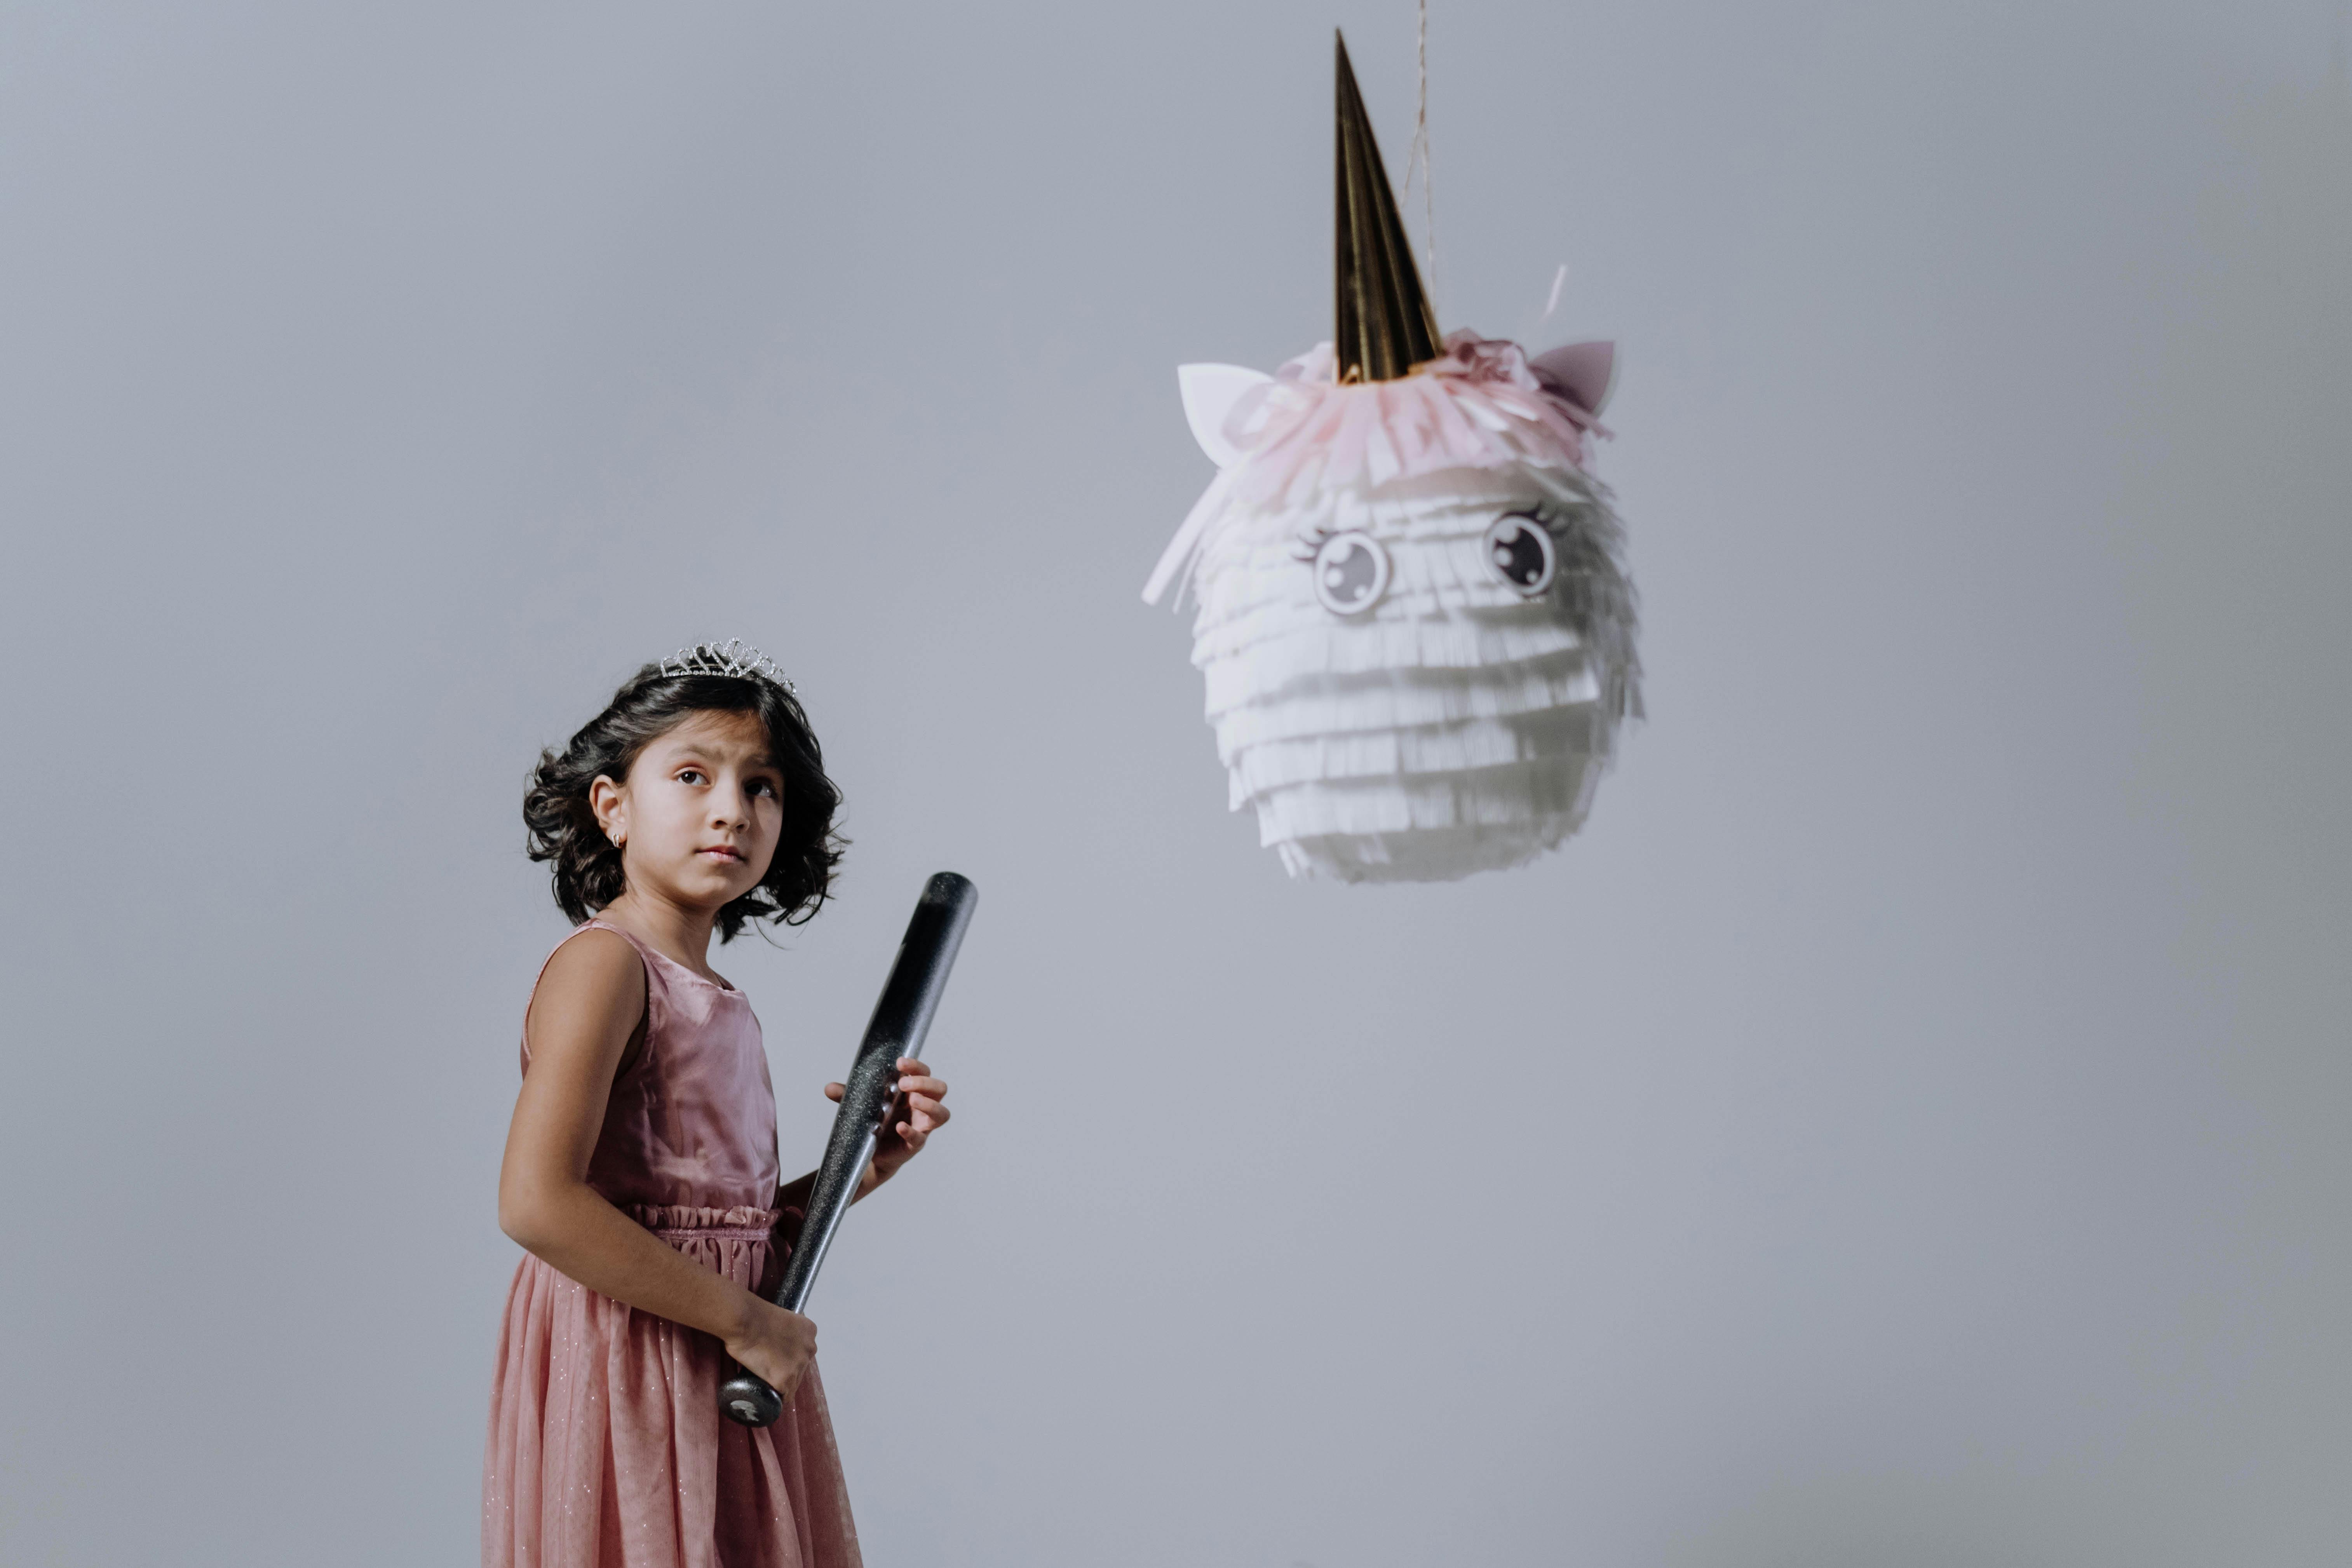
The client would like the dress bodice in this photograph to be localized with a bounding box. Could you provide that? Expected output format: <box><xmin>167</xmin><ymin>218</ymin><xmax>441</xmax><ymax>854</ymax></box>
<box><xmin>521</xmin><ymin>920</ymin><xmax>781</xmax><ymax>1214</ymax></box>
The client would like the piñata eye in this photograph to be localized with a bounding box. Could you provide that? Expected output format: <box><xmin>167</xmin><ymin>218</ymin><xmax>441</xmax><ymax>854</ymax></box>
<box><xmin>1483</xmin><ymin>513</ymin><xmax>1557</xmax><ymax>596</ymax></box>
<box><xmin>1311</xmin><ymin>531</ymin><xmax>1391</xmax><ymax>616</ymax></box>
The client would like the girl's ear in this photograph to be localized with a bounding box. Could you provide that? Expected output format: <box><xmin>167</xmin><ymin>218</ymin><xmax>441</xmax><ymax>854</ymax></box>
<box><xmin>589</xmin><ymin>775</ymin><xmax>627</xmax><ymax>847</ymax></box>
<box><xmin>1178</xmin><ymin>363</ymin><xmax>1275</xmax><ymax>468</ymax></box>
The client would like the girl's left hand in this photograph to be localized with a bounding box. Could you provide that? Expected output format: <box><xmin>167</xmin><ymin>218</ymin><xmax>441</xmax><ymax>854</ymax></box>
<box><xmin>826</xmin><ymin>1058</ymin><xmax>949</xmax><ymax>1194</ymax></box>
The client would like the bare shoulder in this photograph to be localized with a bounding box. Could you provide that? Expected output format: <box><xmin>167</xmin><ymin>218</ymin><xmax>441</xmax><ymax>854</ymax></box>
<box><xmin>527</xmin><ymin>927</ymin><xmax>648</xmax><ymax>1055</ymax></box>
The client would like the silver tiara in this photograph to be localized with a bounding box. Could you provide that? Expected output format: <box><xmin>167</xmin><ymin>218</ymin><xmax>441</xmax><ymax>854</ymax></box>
<box><xmin>660</xmin><ymin>638</ymin><xmax>796</xmax><ymax>692</ymax></box>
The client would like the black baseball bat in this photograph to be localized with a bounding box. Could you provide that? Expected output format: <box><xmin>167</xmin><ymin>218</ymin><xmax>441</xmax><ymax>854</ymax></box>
<box><xmin>720</xmin><ymin>871</ymin><xmax>978</xmax><ymax>1428</ymax></box>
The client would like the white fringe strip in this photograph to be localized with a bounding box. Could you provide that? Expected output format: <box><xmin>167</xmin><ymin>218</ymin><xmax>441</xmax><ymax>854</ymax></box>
<box><xmin>1209</xmin><ymin>653</ymin><xmax>1602</xmax><ymax>758</ymax></box>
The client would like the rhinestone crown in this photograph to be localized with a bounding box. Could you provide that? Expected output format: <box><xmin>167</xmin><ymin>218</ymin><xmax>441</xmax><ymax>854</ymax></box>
<box><xmin>659</xmin><ymin>638</ymin><xmax>795</xmax><ymax>693</ymax></box>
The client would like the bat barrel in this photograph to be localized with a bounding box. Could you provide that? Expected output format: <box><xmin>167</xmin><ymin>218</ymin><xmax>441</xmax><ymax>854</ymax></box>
<box><xmin>720</xmin><ymin>872</ymin><xmax>978</xmax><ymax>1427</ymax></box>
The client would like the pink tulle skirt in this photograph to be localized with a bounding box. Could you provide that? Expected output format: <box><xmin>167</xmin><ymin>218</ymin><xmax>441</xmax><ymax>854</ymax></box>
<box><xmin>483</xmin><ymin>1205</ymin><xmax>860</xmax><ymax>1568</ymax></box>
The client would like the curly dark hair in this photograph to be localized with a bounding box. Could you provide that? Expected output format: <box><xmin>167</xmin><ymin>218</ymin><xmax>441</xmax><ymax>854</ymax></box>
<box><xmin>524</xmin><ymin>662</ymin><xmax>845</xmax><ymax>941</ymax></box>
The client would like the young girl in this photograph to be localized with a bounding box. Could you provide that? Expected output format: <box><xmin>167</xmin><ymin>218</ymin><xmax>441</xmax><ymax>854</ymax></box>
<box><xmin>484</xmin><ymin>643</ymin><xmax>950</xmax><ymax>1568</ymax></box>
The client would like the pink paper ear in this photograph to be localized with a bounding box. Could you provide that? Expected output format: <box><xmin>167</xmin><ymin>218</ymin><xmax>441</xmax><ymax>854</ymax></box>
<box><xmin>1528</xmin><ymin>340</ymin><xmax>1616</xmax><ymax>418</ymax></box>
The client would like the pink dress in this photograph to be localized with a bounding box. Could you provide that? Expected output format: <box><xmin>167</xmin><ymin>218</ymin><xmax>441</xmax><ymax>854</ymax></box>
<box><xmin>484</xmin><ymin>921</ymin><xmax>861</xmax><ymax>1568</ymax></box>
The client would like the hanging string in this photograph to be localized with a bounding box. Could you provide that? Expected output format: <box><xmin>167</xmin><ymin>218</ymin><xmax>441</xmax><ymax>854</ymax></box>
<box><xmin>1540</xmin><ymin>263</ymin><xmax>1568</xmax><ymax>328</ymax></box>
<box><xmin>1402</xmin><ymin>0</ymin><xmax>1439</xmax><ymax>315</ymax></box>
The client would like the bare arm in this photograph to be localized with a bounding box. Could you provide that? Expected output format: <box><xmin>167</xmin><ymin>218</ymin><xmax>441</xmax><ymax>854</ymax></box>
<box><xmin>498</xmin><ymin>929</ymin><xmax>814</xmax><ymax>1395</ymax></box>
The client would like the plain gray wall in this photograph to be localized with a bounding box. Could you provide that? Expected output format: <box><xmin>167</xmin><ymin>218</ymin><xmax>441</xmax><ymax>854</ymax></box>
<box><xmin>3</xmin><ymin>3</ymin><xmax>2347</xmax><ymax>1564</ymax></box>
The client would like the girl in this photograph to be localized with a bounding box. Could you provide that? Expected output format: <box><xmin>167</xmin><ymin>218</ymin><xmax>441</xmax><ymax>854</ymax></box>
<box><xmin>484</xmin><ymin>643</ymin><xmax>949</xmax><ymax>1568</ymax></box>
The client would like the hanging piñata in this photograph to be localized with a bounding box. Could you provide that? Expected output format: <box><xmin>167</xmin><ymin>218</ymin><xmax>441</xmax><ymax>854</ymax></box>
<box><xmin>1143</xmin><ymin>32</ymin><xmax>1641</xmax><ymax>883</ymax></box>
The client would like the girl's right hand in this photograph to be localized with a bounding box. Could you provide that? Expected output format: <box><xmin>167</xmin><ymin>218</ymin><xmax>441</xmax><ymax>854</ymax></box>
<box><xmin>725</xmin><ymin>1296</ymin><xmax>817</xmax><ymax>1402</ymax></box>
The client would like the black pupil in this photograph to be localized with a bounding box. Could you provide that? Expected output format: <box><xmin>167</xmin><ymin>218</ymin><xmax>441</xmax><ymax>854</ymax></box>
<box><xmin>1322</xmin><ymin>540</ymin><xmax>1378</xmax><ymax>606</ymax></box>
<box><xmin>1493</xmin><ymin>522</ymin><xmax>1546</xmax><ymax>588</ymax></box>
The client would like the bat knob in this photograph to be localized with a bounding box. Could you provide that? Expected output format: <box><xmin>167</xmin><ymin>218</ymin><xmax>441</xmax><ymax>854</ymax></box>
<box><xmin>718</xmin><ymin>1371</ymin><xmax>784</xmax><ymax>1428</ymax></box>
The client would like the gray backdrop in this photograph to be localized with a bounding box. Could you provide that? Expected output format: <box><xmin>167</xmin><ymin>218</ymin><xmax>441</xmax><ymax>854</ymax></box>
<box><xmin>3</xmin><ymin>3</ymin><xmax>2347</xmax><ymax>1564</ymax></box>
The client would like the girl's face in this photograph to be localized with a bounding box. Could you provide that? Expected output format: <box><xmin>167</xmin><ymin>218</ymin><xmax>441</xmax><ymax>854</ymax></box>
<box><xmin>590</xmin><ymin>709</ymin><xmax>785</xmax><ymax>915</ymax></box>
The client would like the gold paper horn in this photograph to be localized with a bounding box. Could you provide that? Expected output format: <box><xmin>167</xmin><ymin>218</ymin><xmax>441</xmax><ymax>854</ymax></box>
<box><xmin>1335</xmin><ymin>30</ymin><xmax>1440</xmax><ymax>383</ymax></box>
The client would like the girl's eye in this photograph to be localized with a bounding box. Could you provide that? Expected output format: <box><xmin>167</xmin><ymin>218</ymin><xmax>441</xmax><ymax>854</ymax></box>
<box><xmin>1311</xmin><ymin>530</ymin><xmax>1391</xmax><ymax>616</ymax></box>
<box><xmin>678</xmin><ymin>768</ymin><xmax>707</xmax><ymax>786</ymax></box>
<box><xmin>749</xmin><ymin>778</ymin><xmax>780</xmax><ymax>799</ymax></box>
<box><xmin>1483</xmin><ymin>513</ymin><xmax>1557</xmax><ymax>596</ymax></box>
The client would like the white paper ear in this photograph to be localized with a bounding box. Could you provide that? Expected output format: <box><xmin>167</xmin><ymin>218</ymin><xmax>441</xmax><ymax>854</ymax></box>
<box><xmin>1178</xmin><ymin>363</ymin><xmax>1275</xmax><ymax>468</ymax></box>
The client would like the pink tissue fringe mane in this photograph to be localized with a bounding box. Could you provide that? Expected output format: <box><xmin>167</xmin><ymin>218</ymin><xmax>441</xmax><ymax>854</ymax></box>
<box><xmin>1146</xmin><ymin>331</ymin><xmax>1610</xmax><ymax>610</ymax></box>
<box><xmin>1232</xmin><ymin>331</ymin><xmax>1604</xmax><ymax>507</ymax></box>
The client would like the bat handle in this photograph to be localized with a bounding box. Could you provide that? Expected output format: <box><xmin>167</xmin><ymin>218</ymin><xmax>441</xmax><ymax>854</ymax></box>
<box><xmin>720</xmin><ymin>1244</ymin><xmax>822</xmax><ymax>1429</ymax></box>
<box><xmin>720</xmin><ymin>1267</ymin><xmax>816</xmax><ymax>1429</ymax></box>
<box><xmin>718</xmin><ymin>1364</ymin><xmax>784</xmax><ymax>1428</ymax></box>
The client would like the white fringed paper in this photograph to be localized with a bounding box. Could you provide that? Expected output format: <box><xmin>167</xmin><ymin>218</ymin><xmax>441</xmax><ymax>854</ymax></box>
<box><xmin>1145</xmin><ymin>334</ymin><xmax>1640</xmax><ymax>884</ymax></box>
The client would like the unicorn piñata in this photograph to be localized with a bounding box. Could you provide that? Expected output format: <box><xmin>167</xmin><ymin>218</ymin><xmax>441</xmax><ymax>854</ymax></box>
<box><xmin>1143</xmin><ymin>32</ymin><xmax>1641</xmax><ymax>884</ymax></box>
